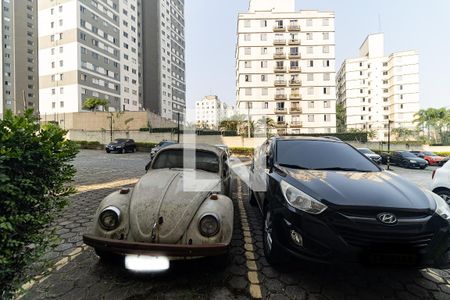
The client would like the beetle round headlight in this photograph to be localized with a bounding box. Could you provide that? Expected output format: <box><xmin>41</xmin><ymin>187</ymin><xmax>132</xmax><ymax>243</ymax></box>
<box><xmin>198</xmin><ymin>214</ymin><xmax>220</xmax><ymax>237</ymax></box>
<box><xmin>99</xmin><ymin>206</ymin><xmax>121</xmax><ymax>231</ymax></box>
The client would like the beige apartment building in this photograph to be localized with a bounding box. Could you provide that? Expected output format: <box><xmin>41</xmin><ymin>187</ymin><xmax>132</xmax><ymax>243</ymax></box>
<box><xmin>337</xmin><ymin>33</ymin><xmax>420</xmax><ymax>141</ymax></box>
<box><xmin>0</xmin><ymin>0</ymin><xmax>39</xmax><ymax>118</ymax></box>
<box><xmin>236</xmin><ymin>0</ymin><xmax>337</xmax><ymax>135</ymax></box>
<box><xmin>195</xmin><ymin>95</ymin><xmax>235</xmax><ymax>129</ymax></box>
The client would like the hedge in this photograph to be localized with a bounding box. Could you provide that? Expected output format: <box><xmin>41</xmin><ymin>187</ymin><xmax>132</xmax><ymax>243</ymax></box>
<box><xmin>230</xmin><ymin>147</ymin><xmax>254</xmax><ymax>156</ymax></box>
<box><xmin>74</xmin><ymin>141</ymin><xmax>103</xmax><ymax>150</ymax></box>
<box><xmin>0</xmin><ymin>110</ymin><xmax>78</xmax><ymax>298</ymax></box>
<box><xmin>286</xmin><ymin>132</ymin><xmax>368</xmax><ymax>142</ymax></box>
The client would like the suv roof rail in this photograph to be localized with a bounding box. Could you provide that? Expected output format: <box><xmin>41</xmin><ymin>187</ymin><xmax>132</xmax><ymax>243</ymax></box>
<box><xmin>323</xmin><ymin>136</ymin><xmax>342</xmax><ymax>142</ymax></box>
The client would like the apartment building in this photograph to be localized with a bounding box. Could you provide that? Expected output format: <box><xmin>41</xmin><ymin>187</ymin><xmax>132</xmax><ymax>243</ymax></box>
<box><xmin>336</xmin><ymin>33</ymin><xmax>420</xmax><ymax>141</ymax></box>
<box><xmin>195</xmin><ymin>95</ymin><xmax>235</xmax><ymax>129</ymax></box>
<box><xmin>236</xmin><ymin>0</ymin><xmax>336</xmax><ymax>135</ymax></box>
<box><xmin>38</xmin><ymin>0</ymin><xmax>141</xmax><ymax>116</ymax></box>
<box><xmin>0</xmin><ymin>0</ymin><xmax>39</xmax><ymax>118</ymax></box>
<box><xmin>141</xmin><ymin>0</ymin><xmax>186</xmax><ymax>122</ymax></box>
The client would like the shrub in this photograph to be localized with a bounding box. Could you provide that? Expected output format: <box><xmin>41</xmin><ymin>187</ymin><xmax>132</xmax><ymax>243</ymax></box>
<box><xmin>435</xmin><ymin>152</ymin><xmax>450</xmax><ymax>157</ymax></box>
<box><xmin>230</xmin><ymin>147</ymin><xmax>254</xmax><ymax>157</ymax></box>
<box><xmin>0</xmin><ymin>110</ymin><xmax>78</xmax><ymax>298</ymax></box>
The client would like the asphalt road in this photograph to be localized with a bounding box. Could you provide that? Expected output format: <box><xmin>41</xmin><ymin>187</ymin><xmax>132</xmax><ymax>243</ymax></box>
<box><xmin>21</xmin><ymin>150</ymin><xmax>450</xmax><ymax>300</ymax></box>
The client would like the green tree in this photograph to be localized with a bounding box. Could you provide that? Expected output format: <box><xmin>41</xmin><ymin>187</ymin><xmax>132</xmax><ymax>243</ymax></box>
<box><xmin>82</xmin><ymin>98</ymin><xmax>109</xmax><ymax>111</ymax></box>
<box><xmin>415</xmin><ymin>108</ymin><xmax>450</xmax><ymax>144</ymax></box>
<box><xmin>336</xmin><ymin>102</ymin><xmax>347</xmax><ymax>133</ymax></box>
<box><xmin>0</xmin><ymin>110</ymin><xmax>78</xmax><ymax>298</ymax></box>
<box><xmin>391</xmin><ymin>127</ymin><xmax>416</xmax><ymax>142</ymax></box>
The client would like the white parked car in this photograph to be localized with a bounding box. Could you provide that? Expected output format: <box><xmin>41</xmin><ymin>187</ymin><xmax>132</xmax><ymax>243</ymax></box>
<box><xmin>432</xmin><ymin>161</ymin><xmax>450</xmax><ymax>204</ymax></box>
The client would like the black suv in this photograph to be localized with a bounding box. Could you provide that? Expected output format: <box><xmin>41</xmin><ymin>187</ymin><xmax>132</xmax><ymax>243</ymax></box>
<box><xmin>248</xmin><ymin>137</ymin><xmax>450</xmax><ymax>267</ymax></box>
<box><xmin>105</xmin><ymin>139</ymin><xmax>136</xmax><ymax>154</ymax></box>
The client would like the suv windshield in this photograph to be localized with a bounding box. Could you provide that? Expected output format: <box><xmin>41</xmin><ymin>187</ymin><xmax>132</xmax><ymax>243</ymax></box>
<box><xmin>152</xmin><ymin>149</ymin><xmax>219</xmax><ymax>173</ymax></box>
<box><xmin>276</xmin><ymin>140</ymin><xmax>379</xmax><ymax>172</ymax></box>
<box><xmin>113</xmin><ymin>139</ymin><xmax>127</xmax><ymax>143</ymax></box>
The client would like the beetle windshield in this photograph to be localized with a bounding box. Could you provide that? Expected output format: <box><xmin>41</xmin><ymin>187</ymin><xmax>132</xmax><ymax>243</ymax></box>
<box><xmin>152</xmin><ymin>149</ymin><xmax>220</xmax><ymax>173</ymax></box>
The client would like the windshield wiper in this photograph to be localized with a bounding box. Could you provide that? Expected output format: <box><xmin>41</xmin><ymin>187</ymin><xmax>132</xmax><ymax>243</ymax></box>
<box><xmin>278</xmin><ymin>163</ymin><xmax>311</xmax><ymax>170</ymax></box>
<box><xmin>313</xmin><ymin>167</ymin><xmax>374</xmax><ymax>172</ymax></box>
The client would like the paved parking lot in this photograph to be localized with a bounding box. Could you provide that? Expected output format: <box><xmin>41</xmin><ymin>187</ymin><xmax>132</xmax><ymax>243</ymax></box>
<box><xmin>21</xmin><ymin>150</ymin><xmax>450</xmax><ymax>299</ymax></box>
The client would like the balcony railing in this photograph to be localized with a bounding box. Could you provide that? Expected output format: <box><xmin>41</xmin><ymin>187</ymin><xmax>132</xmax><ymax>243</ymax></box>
<box><xmin>273</xmin><ymin>26</ymin><xmax>286</xmax><ymax>32</ymax></box>
<box><xmin>275</xmin><ymin>108</ymin><xmax>287</xmax><ymax>114</ymax></box>
<box><xmin>288</xmin><ymin>24</ymin><xmax>301</xmax><ymax>31</ymax></box>
<box><xmin>273</xmin><ymin>39</ymin><xmax>286</xmax><ymax>45</ymax></box>
<box><xmin>290</xmin><ymin>93</ymin><xmax>302</xmax><ymax>100</ymax></box>
<box><xmin>289</xmin><ymin>66</ymin><xmax>301</xmax><ymax>73</ymax></box>
<box><xmin>289</xmin><ymin>53</ymin><xmax>301</xmax><ymax>59</ymax></box>
<box><xmin>274</xmin><ymin>66</ymin><xmax>286</xmax><ymax>73</ymax></box>
<box><xmin>290</xmin><ymin>121</ymin><xmax>303</xmax><ymax>128</ymax></box>
<box><xmin>288</xmin><ymin>39</ymin><xmax>300</xmax><ymax>45</ymax></box>
<box><xmin>275</xmin><ymin>121</ymin><xmax>287</xmax><ymax>127</ymax></box>
<box><xmin>274</xmin><ymin>80</ymin><xmax>287</xmax><ymax>87</ymax></box>
<box><xmin>289</xmin><ymin>79</ymin><xmax>302</xmax><ymax>86</ymax></box>
<box><xmin>273</xmin><ymin>53</ymin><xmax>286</xmax><ymax>59</ymax></box>
<box><xmin>274</xmin><ymin>94</ymin><xmax>287</xmax><ymax>100</ymax></box>
<box><xmin>290</xmin><ymin>107</ymin><xmax>302</xmax><ymax>113</ymax></box>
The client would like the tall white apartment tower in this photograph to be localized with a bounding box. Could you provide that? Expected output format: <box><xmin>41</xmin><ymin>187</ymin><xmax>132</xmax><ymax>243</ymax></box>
<box><xmin>195</xmin><ymin>95</ymin><xmax>235</xmax><ymax>129</ymax></box>
<box><xmin>236</xmin><ymin>0</ymin><xmax>336</xmax><ymax>134</ymax></box>
<box><xmin>0</xmin><ymin>0</ymin><xmax>39</xmax><ymax>118</ymax></box>
<box><xmin>336</xmin><ymin>33</ymin><xmax>420</xmax><ymax>141</ymax></box>
<box><xmin>141</xmin><ymin>0</ymin><xmax>186</xmax><ymax>122</ymax></box>
<box><xmin>38</xmin><ymin>0</ymin><xmax>142</xmax><ymax>115</ymax></box>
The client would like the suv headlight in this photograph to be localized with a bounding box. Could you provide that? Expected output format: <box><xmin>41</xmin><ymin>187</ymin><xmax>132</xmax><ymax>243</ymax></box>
<box><xmin>409</xmin><ymin>160</ymin><xmax>416</xmax><ymax>163</ymax></box>
<box><xmin>280</xmin><ymin>181</ymin><xmax>327</xmax><ymax>214</ymax></box>
<box><xmin>434</xmin><ymin>194</ymin><xmax>450</xmax><ymax>221</ymax></box>
<box><xmin>99</xmin><ymin>206</ymin><xmax>121</xmax><ymax>230</ymax></box>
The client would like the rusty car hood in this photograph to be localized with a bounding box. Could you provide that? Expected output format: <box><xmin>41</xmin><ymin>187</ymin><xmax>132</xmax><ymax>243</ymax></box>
<box><xmin>128</xmin><ymin>168</ymin><xmax>221</xmax><ymax>244</ymax></box>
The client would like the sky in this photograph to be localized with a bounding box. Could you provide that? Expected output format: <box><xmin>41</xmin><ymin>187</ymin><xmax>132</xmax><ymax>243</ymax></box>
<box><xmin>185</xmin><ymin>0</ymin><xmax>450</xmax><ymax>110</ymax></box>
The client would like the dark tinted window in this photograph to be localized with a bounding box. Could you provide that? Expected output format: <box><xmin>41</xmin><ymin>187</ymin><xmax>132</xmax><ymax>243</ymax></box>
<box><xmin>152</xmin><ymin>149</ymin><xmax>219</xmax><ymax>173</ymax></box>
<box><xmin>276</xmin><ymin>140</ymin><xmax>379</xmax><ymax>172</ymax></box>
<box><xmin>401</xmin><ymin>152</ymin><xmax>417</xmax><ymax>158</ymax></box>
<box><xmin>423</xmin><ymin>151</ymin><xmax>435</xmax><ymax>156</ymax></box>
<box><xmin>113</xmin><ymin>139</ymin><xmax>127</xmax><ymax>143</ymax></box>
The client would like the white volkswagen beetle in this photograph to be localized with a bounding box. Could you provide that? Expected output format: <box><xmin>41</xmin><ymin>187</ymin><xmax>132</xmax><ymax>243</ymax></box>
<box><xmin>83</xmin><ymin>144</ymin><xmax>234</xmax><ymax>270</ymax></box>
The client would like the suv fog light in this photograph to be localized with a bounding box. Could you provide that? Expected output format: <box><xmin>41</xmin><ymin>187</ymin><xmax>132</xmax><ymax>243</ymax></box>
<box><xmin>290</xmin><ymin>230</ymin><xmax>303</xmax><ymax>246</ymax></box>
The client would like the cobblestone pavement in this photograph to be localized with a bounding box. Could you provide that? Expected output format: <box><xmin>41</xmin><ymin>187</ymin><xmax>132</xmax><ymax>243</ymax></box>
<box><xmin>21</xmin><ymin>151</ymin><xmax>450</xmax><ymax>299</ymax></box>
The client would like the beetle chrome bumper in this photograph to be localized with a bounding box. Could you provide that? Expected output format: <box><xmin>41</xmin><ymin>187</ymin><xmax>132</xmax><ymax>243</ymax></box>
<box><xmin>83</xmin><ymin>234</ymin><xmax>229</xmax><ymax>257</ymax></box>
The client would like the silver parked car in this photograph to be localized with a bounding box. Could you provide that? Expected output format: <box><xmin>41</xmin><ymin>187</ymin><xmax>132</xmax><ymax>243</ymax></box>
<box><xmin>83</xmin><ymin>144</ymin><xmax>234</xmax><ymax>269</ymax></box>
<box><xmin>357</xmin><ymin>148</ymin><xmax>382</xmax><ymax>164</ymax></box>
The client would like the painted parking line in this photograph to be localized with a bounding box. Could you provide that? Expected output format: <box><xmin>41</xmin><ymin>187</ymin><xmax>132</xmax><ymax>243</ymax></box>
<box><xmin>18</xmin><ymin>245</ymin><xmax>89</xmax><ymax>298</ymax></box>
<box><xmin>76</xmin><ymin>178</ymin><xmax>139</xmax><ymax>193</ymax></box>
<box><xmin>236</xmin><ymin>179</ymin><xmax>262</xmax><ymax>299</ymax></box>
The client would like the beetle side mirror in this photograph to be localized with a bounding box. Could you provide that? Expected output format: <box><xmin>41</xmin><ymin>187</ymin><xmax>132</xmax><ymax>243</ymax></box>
<box><xmin>266</xmin><ymin>155</ymin><xmax>273</xmax><ymax>168</ymax></box>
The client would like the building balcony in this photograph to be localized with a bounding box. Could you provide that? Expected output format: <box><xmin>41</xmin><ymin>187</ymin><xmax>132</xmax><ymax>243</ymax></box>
<box><xmin>275</xmin><ymin>108</ymin><xmax>287</xmax><ymax>114</ymax></box>
<box><xmin>289</xmin><ymin>79</ymin><xmax>302</xmax><ymax>86</ymax></box>
<box><xmin>288</xmin><ymin>39</ymin><xmax>300</xmax><ymax>45</ymax></box>
<box><xmin>274</xmin><ymin>66</ymin><xmax>287</xmax><ymax>73</ymax></box>
<box><xmin>274</xmin><ymin>94</ymin><xmax>287</xmax><ymax>100</ymax></box>
<box><xmin>273</xmin><ymin>52</ymin><xmax>286</xmax><ymax>59</ymax></box>
<box><xmin>273</xmin><ymin>39</ymin><xmax>286</xmax><ymax>45</ymax></box>
<box><xmin>275</xmin><ymin>121</ymin><xmax>287</xmax><ymax>127</ymax></box>
<box><xmin>290</xmin><ymin>121</ymin><xmax>303</xmax><ymax>128</ymax></box>
<box><xmin>288</xmin><ymin>53</ymin><xmax>301</xmax><ymax>59</ymax></box>
<box><xmin>289</xmin><ymin>66</ymin><xmax>301</xmax><ymax>73</ymax></box>
<box><xmin>290</xmin><ymin>107</ymin><xmax>302</xmax><ymax>113</ymax></box>
<box><xmin>289</xmin><ymin>94</ymin><xmax>302</xmax><ymax>100</ymax></box>
<box><xmin>274</xmin><ymin>80</ymin><xmax>287</xmax><ymax>87</ymax></box>
<box><xmin>288</xmin><ymin>25</ymin><xmax>301</xmax><ymax>31</ymax></box>
<box><xmin>273</xmin><ymin>26</ymin><xmax>286</xmax><ymax>32</ymax></box>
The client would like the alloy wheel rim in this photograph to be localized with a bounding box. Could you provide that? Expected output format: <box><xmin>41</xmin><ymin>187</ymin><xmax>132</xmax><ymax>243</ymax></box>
<box><xmin>264</xmin><ymin>211</ymin><xmax>273</xmax><ymax>252</ymax></box>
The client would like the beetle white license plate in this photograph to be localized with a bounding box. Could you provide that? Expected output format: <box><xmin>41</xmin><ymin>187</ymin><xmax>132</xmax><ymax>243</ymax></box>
<box><xmin>125</xmin><ymin>255</ymin><xmax>170</xmax><ymax>272</ymax></box>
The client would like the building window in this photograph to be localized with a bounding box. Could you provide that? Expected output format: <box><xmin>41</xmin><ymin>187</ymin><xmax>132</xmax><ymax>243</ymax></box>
<box><xmin>309</xmin><ymin>60</ymin><xmax>314</xmax><ymax>67</ymax></box>
<box><xmin>323</xmin><ymin>32</ymin><xmax>329</xmax><ymax>40</ymax></box>
<box><xmin>245</xmin><ymin>75</ymin><xmax>251</xmax><ymax>82</ymax></box>
<box><xmin>308</xmin><ymin>101</ymin><xmax>314</xmax><ymax>108</ymax></box>
<box><xmin>245</xmin><ymin>47</ymin><xmax>251</xmax><ymax>55</ymax></box>
<box><xmin>261</xmin><ymin>61</ymin><xmax>268</xmax><ymax>68</ymax></box>
<box><xmin>306</xmin><ymin>19</ymin><xmax>313</xmax><ymax>26</ymax></box>
<box><xmin>323</xmin><ymin>46</ymin><xmax>330</xmax><ymax>53</ymax></box>
<box><xmin>244</xmin><ymin>61</ymin><xmax>251</xmax><ymax>68</ymax></box>
<box><xmin>307</xmin><ymin>74</ymin><xmax>314</xmax><ymax>81</ymax></box>
<box><xmin>261</xmin><ymin>47</ymin><xmax>268</xmax><ymax>55</ymax></box>
<box><xmin>260</xmin><ymin>33</ymin><xmax>267</xmax><ymax>41</ymax></box>
<box><xmin>324</xmin><ymin>101</ymin><xmax>330</xmax><ymax>108</ymax></box>
<box><xmin>324</xmin><ymin>114</ymin><xmax>331</xmax><ymax>122</ymax></box>
<box><xmin>307</xmin><ymin>46</ymin><xmax>313</xmax><ymax>54</ymax></box>
<box><xmin>244</xmin><ymin>34</ymin><xmax>251</xmax><ymax>41</ymax></box>
<box><xmin>264</xmin><ymin>102</ymin><xmax>269</xmax><ymax>108</ymax></box>
<box><xmin>323</xmin><ymin>18</ymin><xmax>329</xmax><ymax>26</ymax></box>
<box><xmin>323</xmin><ymin>73</ymin><xmax>330</xmax><ymax>81</ymax></box>
<box><xmin>262</xmin><ymin>88</ymin><xmax>268</xmax><ymax>96</ymax></box>
<box><xmin>245</xmin><ymin>88</ymin><xmax>252</xmax><ymax>96</ymax></box>
<box><xmin>308</xmin><ymin>115</ymin><xmax>314</xmax><ymax>122</ymax></box>
<box><xmin>306</xmin><ymin>33</ymin><xmax>313</xmax><ymax>40</ymax></box>
<box><xmin>244</xmin><ymin>20</ymin><xmax>251</xmax><ymax>28</ymax></box>
<box><xmin>307</xmin><ymin>87</ymin><xmax>314</xmax><ymax>95</ymax></box>
<box><xmin>260</xmin><ymin>20</ymin><xmax>267</xmax><ymax>27</ymax></box>
<box><xmin>261</xmin><ymin>75</ymin><xmax>266</xmax><ymax>82</ymax></box>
